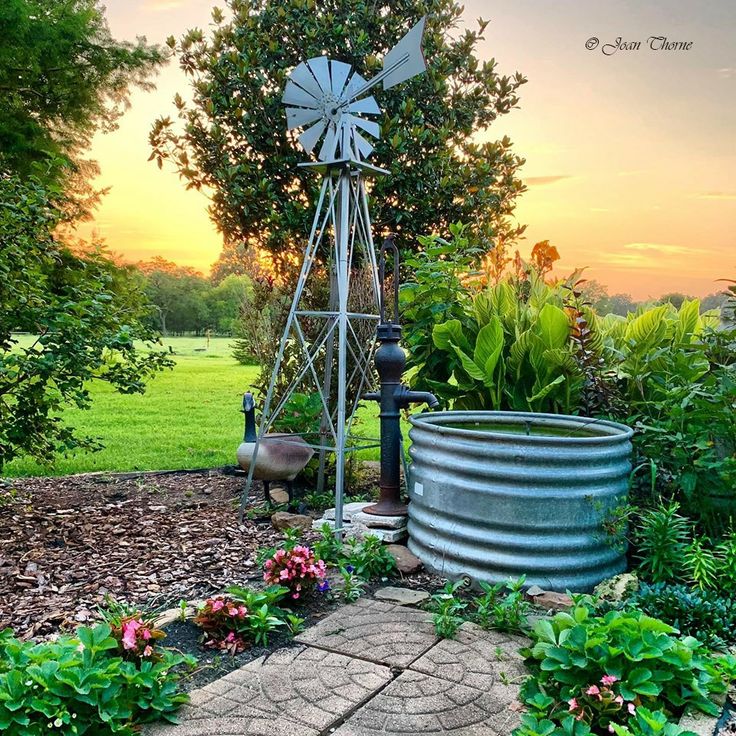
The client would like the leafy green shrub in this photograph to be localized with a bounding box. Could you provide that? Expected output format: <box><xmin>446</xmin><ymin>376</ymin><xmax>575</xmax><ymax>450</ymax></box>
<box><xmin>311</xmin><ymin>524</ymin><xmax>397</xmax><ymax>581</ymax></box>
<box><xmin>337</xmin><ymin>566</ymin><xmax>367</xmax><ymax>602</ymax></box>
<box><xmin>473</xmin><ymin>577</ymin><xmax>531</xmax><ymax>632</ymax></box>
<box><xmin>629</xmin><ymin>583</ymin><xmax>736</xmax><ymax>651</ymax></box>
<box><xmin>428</xmin><ymin>580</ymin><xmax>468</xmax><ymax>639</ymax></box>
<box><xmin>0</xmin><ymin>624</ymin><xmax>192</xmax><ymax>735</ymax></box>
<box><xmin>515</xmin><ymin>604</ymin><xmax>728</xmax><ymax>736</ymax></box>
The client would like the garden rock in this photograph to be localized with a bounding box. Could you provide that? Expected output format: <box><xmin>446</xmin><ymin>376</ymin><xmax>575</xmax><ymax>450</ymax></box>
<box><xmin>271</xmin><ymin>511</ymin><xmax>312</xmax><ymax>532</ymax></box>
<box><xmin>526</xmin><ymin>588</ymin><xmax>573</xmax><ymax>611</ymax></box>
<box><xmin>386</xmin><ymin>544</ymin><xmax>423</xmax><ymax>574</ymax></box>
<box><xmin>268</xmin><ymin>486</ymin><xmax>290</xmax><ymax>505</ymax></box>
<box><xmin>323</xmin><ymin>501</ymin><xmax>372</xmax><ymax>522</ymax></box>
<box><xmin>374</xmin><ymin>586</ymin><xmax>429</xmax><ymax>606</ymax></box>
<box><xmin>593</xmin><ymin>572</ymin><xmax>639</xmax><ymax>602</ymax></box>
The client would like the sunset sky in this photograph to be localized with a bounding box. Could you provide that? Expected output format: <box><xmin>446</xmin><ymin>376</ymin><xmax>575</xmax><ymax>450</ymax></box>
<box><xmin>80</xmin><ymin>0</ymin><xmax>735</xmax><ymax>299</ymax></box>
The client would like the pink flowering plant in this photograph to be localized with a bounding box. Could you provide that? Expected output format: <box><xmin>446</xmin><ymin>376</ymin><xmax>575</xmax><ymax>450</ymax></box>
<box><xmin>194</xmin><ymin>595</ymin><xmax>250</xmax><ymax>653</ymax></box>
<box><xmin>98</xmin><ymin>596</ymin><xmax>165</xmax><ymax>660</ymax></box>
<box><xmin>565</xmin><ymin>676</ymin><xmax>638</xmax><ymax>730</ymax></box>
<box><xmin>263</xmin><ymin>545</ymin><xmax>327</xmax><ymax>600</ymax></box>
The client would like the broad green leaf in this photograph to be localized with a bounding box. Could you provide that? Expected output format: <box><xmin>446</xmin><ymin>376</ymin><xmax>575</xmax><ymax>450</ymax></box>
<box><xmin>624</xmin><ymin>304</ymin><xmax>669</xmax><ymax>349</ymax></box>
<box><xmin>473</xmin><ymin>317</ymin><xmax>504</xmax><ymax>384</ymax></box>
<box><xmin>432</xmin><ymin>320</ymin><xmax>472</xmax><ymax>354</ymax></box>
<box><xmin>536</xmin><ymin>303</ymin><xmax>570</xmax><ymax>350</ymax></box>
<box><xmin>675</xmin><ymin>298</ymin><xmax>701</xmax><ymax>343</ymax></box>
<box><xmin>527</xmin><ymin>374</ymin><xmax>565</xmax><ymax>406</ymax></box>
<box><xmin>451</xmin><ymin>344</ymin><xmax>485</xmax><ymax>381</ymax></box>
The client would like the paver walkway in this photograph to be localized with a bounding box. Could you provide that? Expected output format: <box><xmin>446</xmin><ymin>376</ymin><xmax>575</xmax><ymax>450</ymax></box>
<box><xmin>148</xmin><ymin>597</ymin><xmax>530</xmax><ymax>735</ymax></box>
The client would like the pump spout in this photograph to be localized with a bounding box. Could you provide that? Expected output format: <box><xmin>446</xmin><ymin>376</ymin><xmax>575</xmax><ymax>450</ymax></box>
<box><xmin>398</xmin><ymin>388</ymin><xmax>439</xmax><ymax>409</ymax></box>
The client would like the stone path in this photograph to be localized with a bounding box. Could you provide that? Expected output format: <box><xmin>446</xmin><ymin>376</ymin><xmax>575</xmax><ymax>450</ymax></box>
<box><xmin>147</xmin><ymin>598</ymin><xmax>529</xmax><ymax>736</ymax></box>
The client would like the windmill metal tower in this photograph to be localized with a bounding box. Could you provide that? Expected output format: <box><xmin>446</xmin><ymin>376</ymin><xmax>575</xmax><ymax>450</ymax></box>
<box><xmin>239</xmin><ymin>18</ymin><xmax>427</xmax><ymax>529</ymax></box>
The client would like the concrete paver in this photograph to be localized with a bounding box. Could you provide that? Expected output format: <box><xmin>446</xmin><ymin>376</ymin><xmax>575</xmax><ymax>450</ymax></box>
<box><xmin>331</xmin><ymin>670</ymin><xmax>522</xmax><ymax>735</ymax></box>
<box><xmin>152</xmin><ymin>596</ymin><xmax>530</xmax><ymax>735</ymax></box>
<box><xmin>409</xmin><ymin>621</ymin><xmax>528</xmax><ymax>691</ymax></box>
<box><xmin>295</xmin><ymin>597</ymin><xmax>438</xmax><ymax>667</ymax></box>
<box><xmin>146</xmin><ymin>645</ymin><xmax>392</xmax><ymax>736</ymax></box>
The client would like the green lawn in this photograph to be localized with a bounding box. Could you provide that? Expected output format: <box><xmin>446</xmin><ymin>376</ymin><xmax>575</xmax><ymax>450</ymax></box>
<box><xmin>4</xmin><ymin>335</ymin><xmax>384</xmax><ymax>477</ymax></box>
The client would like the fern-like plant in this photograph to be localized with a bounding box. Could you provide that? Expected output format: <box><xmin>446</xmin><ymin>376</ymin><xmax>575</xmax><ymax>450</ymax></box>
<box><xmin>684</xmin><ymin>538</ymin><xmax>720</xmax><ymax>590</ymax></box>
<box><xmin>716</xmin><ymin>532</ymin><xmax>736</xmax><ymax>595</ymax></box>
<box><xmin>634</xmin><ymin>503</ymin><xmax>691</xmax><ymax>583</ymax></box>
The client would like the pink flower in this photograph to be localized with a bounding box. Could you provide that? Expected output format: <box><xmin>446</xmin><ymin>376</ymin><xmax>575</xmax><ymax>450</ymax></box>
<box><xmin>585</xmin><ymin>685</ymin><xmax>600</xmax><ymax>697</ymax></box>
<box><xmin>143</xmin><ymin>645</ymin><xmax>153</xmax><ymax>657</ymax></box>
<box><xmin>142</xmin><ymin>628</ymin><xmax>152</xmax><ymax>640</ymax></box>
<box><xmin>121</xmin><ymin>619</ymin><xmax>142</xmax><ymax>650</ymax></box>
<box><xmin>567</xmin><ymin>698</ymin><xmax>578</xmax><ymax>712</ymax></box>
<box><xmin>238</xmin><ymin>606</ymin><xmax>248</xmax><ymax>617</ymax></box>
<box><xmin>601</xmin><ymin>675</ymin><xmax>619</xmax><ymax>686</ymax></box>
<box><xmin>225</xmin><ymin>632</ymin><xmax>235</xmax><ymax>642</ymax></box>
<box><xmin>614</xmin><ymin>695</ymin><xmax>623</xmax><ymax>705</ymax></box>
<box><xmin>211</xmin><ymin>599</ymin><xmax>224</xmax><ymax>612</ymax></box>
<box><xmin>628</xmin><ymin>703</ymin><xmax>636</xmax><ymax>715</ymax></box>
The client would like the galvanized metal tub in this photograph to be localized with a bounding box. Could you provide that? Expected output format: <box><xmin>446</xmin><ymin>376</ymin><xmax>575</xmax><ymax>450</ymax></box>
<box><xmin>407</xmin><ymin>411</ymin><xmax>633</xmax><ymax>591</ymax></box>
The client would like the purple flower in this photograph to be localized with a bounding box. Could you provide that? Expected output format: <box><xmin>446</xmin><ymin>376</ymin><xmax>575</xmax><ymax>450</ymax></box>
<box><xmin>318</xmin><ymin>580</ymin><xmax>330</xmax><ymax>593</ymax></box>
<box><xmin>345</xmin><ymin>565</ymin><xmax>355</xmax><ymax>574</ymax></box>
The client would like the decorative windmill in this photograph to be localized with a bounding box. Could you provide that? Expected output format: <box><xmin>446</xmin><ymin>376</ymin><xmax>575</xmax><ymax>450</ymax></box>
<box><xmin>239</xmin><ymin>18</ymin><xmax>427</xmax><ymax>529</ymax></box>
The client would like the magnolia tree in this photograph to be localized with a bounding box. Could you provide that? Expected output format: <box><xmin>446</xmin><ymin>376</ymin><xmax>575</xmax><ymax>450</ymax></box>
<box><xmin>150</xmin><ymin>0</ymin><xmax>528</xmax><ymax>278</ymax></box>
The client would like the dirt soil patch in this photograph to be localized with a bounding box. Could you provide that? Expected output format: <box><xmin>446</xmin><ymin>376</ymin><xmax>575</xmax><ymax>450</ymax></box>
<box><xmin>0</xmin><ymin>469</ymin><xmax>297</xmax><ymax>638</ymax></box>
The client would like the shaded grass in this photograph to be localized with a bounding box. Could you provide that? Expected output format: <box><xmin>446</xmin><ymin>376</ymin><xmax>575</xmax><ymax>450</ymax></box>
<box><xmin>4</xmin><ymin>336</ymin><xmax>385</xmax><ymax>477</ymax></box>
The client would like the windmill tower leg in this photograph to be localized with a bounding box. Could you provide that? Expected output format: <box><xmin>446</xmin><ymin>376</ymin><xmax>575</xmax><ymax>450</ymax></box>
<box><xmin>332</xmin><ymin>168</ymin><xmax>351</xmax><ymax>534</ymax></box>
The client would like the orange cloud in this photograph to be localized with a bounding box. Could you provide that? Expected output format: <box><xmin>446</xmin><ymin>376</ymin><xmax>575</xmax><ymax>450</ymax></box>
<box><xmin>695</xmin><ymin>192</ymin><xmax>736</xmax><ymax>200</ymax></box>
<box><xmin>525</xmin><ymin>175</ymin><xmax>572</xmax><ymax>186</ymax></box>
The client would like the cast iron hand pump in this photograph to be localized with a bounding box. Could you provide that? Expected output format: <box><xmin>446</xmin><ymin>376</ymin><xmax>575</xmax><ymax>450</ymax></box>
<box><xmin>363</xmin><ymin>235</ymin><xmax>438</xmax><ymax>517</ymax></box>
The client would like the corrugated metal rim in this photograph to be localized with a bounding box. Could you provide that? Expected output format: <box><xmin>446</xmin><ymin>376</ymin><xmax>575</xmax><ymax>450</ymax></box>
<box><xmin>409</xmin><ymin>410</ymin><xmax>633</xmax><ymax>445</ymax></box>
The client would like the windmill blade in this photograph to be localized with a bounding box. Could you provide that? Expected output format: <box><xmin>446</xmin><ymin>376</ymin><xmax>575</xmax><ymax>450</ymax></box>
<box><xmin>345</xmin><ymin>114</ymin><xmax>380</xmax><ymax>140</ymax></box>
<box><xmin>298</xmin><ymin>119</ymin><xmax>328</xmax><ymax>154</ymax></box>
<box><xmin>318</xmin><ymin>126</ymin><xmax>338</xmax><ymax>161</ymax></box>
<box><xmin>344</xmin><ymin>71</ymin><xmax>368</xmax><ymax>100</ymax></box>
<box><xmin>330</xmin><ymin>60</ymin><xmax>351</xmax><ymax>98</ymax></box>
<box><xmin>286</xmin><ymin>106</ymin><xmax>323</xmax><ymax>131</ymax></box>
<box><xmin>306</xmin><ymin>57</ymin><xmax>331</xmax><ymax>93</ymax></box>
<box><xmin>347</xmin><ymin>96</ymin><xmax>380</xmax><ymax>115</ymax></box>
<box><xmin>352</xmin><ymin>129</ymin><xmax>374</xmax><ymax>160</ymax></box>
<box><xmin>282</xmin><ymin>79</ymin><xmax>319</xmax><ymax>108</ymax></box>
<box><xmin>382</xmin><ymin>16</ymin><xmax>426</xmax><ymax>90</ymax></box>
<box><xmin>289</xmin><ymin>60</ymin><xmax>324</xmax><ymax>99</ymax></box>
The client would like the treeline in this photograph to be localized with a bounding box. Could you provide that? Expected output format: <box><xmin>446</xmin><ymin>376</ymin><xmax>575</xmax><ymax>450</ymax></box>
<box><xmin>135</xmin><ymin>258</ymin><xmax>252</xmax><ymax>336</ymax></box>
<box><xmin>134</xmin><ymin>256</ymin><xmax>729</xmax><ymax>336</ymax></box>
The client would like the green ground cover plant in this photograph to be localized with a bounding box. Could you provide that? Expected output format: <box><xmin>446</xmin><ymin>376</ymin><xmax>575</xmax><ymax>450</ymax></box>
<box><xmin>628</xmin><ymin>583</ymin><xmax>736</xmax><ymax>651</ymax></box>
<box><xmin>514</xmin><ymin>602</ymin><xmax>735</xmax><ymax>736</ymax></box>
<box><xmin>427</xmin><ymin>577</ymin><xmax>531</xmax><ymax>639</ymax></box>
<box><xmin>0</xmin><ymin>623</ymin><xmax>192</xmax><ymax>735</ymax></box>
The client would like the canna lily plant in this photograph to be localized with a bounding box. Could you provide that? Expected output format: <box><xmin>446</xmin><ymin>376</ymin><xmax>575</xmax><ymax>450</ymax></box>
<box><xmin>429</xmin><ymin>274</ymin><xmax>586</xmax><ymax>413</ymax></box>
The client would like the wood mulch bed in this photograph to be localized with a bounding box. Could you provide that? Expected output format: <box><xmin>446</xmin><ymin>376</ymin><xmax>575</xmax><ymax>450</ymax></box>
<box><xmin>0</xmin><ymin>468</ymin><xmax>306</xmax><ymax>638</ymax></box>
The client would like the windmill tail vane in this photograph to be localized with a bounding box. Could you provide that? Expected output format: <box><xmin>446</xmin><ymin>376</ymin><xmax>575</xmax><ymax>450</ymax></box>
<box><xmin>239</xmin><ymin>17</ymin><xmax>427</xmax><ymax>529</ymax></box>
